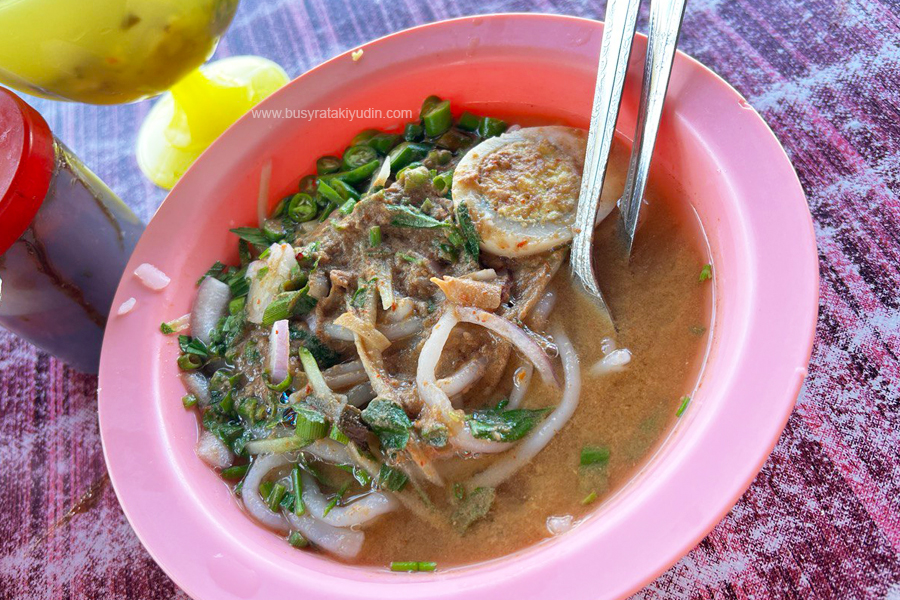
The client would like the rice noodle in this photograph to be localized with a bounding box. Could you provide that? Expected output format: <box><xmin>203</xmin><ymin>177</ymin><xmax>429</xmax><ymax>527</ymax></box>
<box><xmin>323</xmin><ymin>360</ymin><xmax>368</xmax><ymax>390</ymax></box>
<box><xmin>334</xmin><ymin>312</ymin><xmax>391</xmax><ymax>351</ymax></box>
<box><xmin>268</xmin><ymin>319</ymin><xmax>291</xmax><ymax>382</ymax></box>
<box><xmin>507</xmin><ymin>364</ymin><xmax>533</xmax><ymax>409</ymax></box>
<box><xmin>437</xmin><ymin>356</ymin><xmax>487</xmax><ymax>397</ymax></box>
<box><xmin>300</xmin><ymin>471</ymin><xmax>398</xmax><ymax>528</ymax></box>
<box><xmin>284</xmin><ymin>511</ymin><xmax>364</xmax><ymax>559</ymax></box>
<box><xmin>454</xmin><ymin>306</ymin><xmax>559</xmax><ymax>387</ymax></box>
<box><xmin>592</xmin><ymin>348</ymin><xmax>632</xmax><ymax>375</ymax></box>
<box><xmin>345</xmin><ymin>382</ymin><xmax>375</xmax><ymax>407</ymax></box>
<box><xmin>303</xmin><ymin>438</ymin><xmax>352</xmax><ymax>465</ymax></box>
<box><xmin>133</xmin><ymin>263</ymin><xmax>170</xmax><ymax>290</ymax></box>
<box><xmin>385</xmin><ymin>296</ymin><xmax>415</xmax><ymax>323</ymax></box>
<box><xmin>191</xmin><ymin>277</ymin><xmax>230</xmax><ymax>344</ymax></box>
<box><xmin>468</xmin><ymin>326</ymin><xmax>581</xmax><ymax>489</ymax></box>
<box><xmin>325</xmin><ymin>319</ymin><xmax>422</xmax><ymax>344</ymax></box>
<box><xmin>241</xmin><ymin>454</ymin><xmax>291</xmax><ymax>532</ymax></box>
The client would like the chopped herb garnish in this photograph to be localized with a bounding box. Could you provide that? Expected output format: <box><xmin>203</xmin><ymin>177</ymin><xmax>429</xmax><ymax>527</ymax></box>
<box><xmin>291</xmin><ymin>465</ymin><xmax>305</xmax><ymax>516</ymax></box>
<box><xmin>221</xmin><ymin>464</ymin><xmax>249</xmax><ymax>481</ymax></box>
<box><xmin>676</xmin><ymin>395</ymin><xmax>691</xmax><ymax>417</ymax></box>
<box><xmin>266</xmin><ymin>482</ymin><xmax>287</xmax><ymax>512</ymax></box>
<box><xmin>350</xmin><ymin>282</ymin><xmax>369</xmax><ymax>308</ymax></box>
<box><xmin>387</xmin><ymin>205</ymin><xmax>450</xmax><ymax>229</ymax></box>
<box><xmin>689</xmin><ymin>325</ymin><xmax>706</xmax><ymax>336</ymax></box>
<box><xmin>451</xmin><ymin>486</ymin><xmax>495</xmax><ymax>533</ymax></box>
<box><xmin>288</xmin><ymin>531</ymin><xmax>308</xmax><ymax>548</ymax></box>
<box><xmin>467</xmin><ymin>404</ymin><xmax>551</xmax><ymax>442</ymax></box>
<box><xmin>580</xmin><ymin>446</ymin><xmax>610</xmax><ymax>467</ymax></box>
<box><xmin>197</xmin><ymin>261</ymin><xmax>227</xmax><ymax>285</ymax></box>
<box><xmin>581</xmin><ymin>491</ymin><xmax>598</xmax><ymax>505</ymax></box>
<box><xmin>265</xmin><ymin>373</ymin><xmax>293</xmax><ymax>393</ymax></box>
<box><xmin>182</xmin><ymin>394</ymin><xmax>198</xmax><ymax>408</ymax></box>
<box><xmin>289</xmin><ymin>325</ymin><xmax>341</xmax><ymax>368</ymax></box>
<box><xmin>329</xmin><ymin>424</ymin><xmax>350</xmax><ymax>445</ymax></box>
<box><xmin>453</xmin><ymin>482</ymin><xmax>465</xmax><ymax>501</ymax></box>
<box><xmin>398</xmin><ymin>252</ymin><xmax>421</xmax><ymax>264</ymax></box>
<box><xmin>390</xmin><ymin>561</ymin><xmax>436</xmax><ymax>572</ymax></box>
<box><xmin>261</xmin><ymin>287</ymin><xmax>316</xmax><ymax>326</ymax></box>
<box><xmin>160</xmin><ymin>322</ymin><xmax>176</xmax><ymax>335</ymax></box>
<box><xmin>229</xmin><ymin>227</ymin><xmax>271</xmax><ymax>249</ymax></box>
<box><xmin>378</xmin><ymin>464</ymin><xmax>409</xmax><ymax>492</ymax></box>
<box><xmin>322</xmin><ymin>481</ymin><xmax>351</xmax><ymax>516</ymax></box>
<box><xmin>456</xmin><ymin>202</ymin><xmax>480</xmax><ymax>258</ymax></box>
<box><xmin>294</xmin><ymin>405</ymin><xmax>328</xmax><ymax>441</ymax></box>
<box><xmin>369</xmin><ymin>225</ymin><xmax>382</xmax><ymax>247</ymax></box>
<box><xmin>361</xmin><ymin>399</ymin><xmax>412</xmax><ymax>450</ymax></box>
<box><xmin>699</xmin><ymin>264</ymin><xmax>712</xmax><ymax>282</ymax></box>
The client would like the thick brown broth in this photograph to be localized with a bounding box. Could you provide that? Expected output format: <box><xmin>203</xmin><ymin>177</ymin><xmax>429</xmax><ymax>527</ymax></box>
<box><xmin>357</xmin><ymin>143</ymin><xmax>712</xmax><ymax>567</ymax></box>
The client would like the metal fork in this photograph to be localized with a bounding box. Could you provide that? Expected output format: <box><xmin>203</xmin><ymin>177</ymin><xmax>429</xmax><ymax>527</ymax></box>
<box><xmin>571</xmin><ymin>0</ymin><xmax>687</xmax><ymax>323</ymax></box>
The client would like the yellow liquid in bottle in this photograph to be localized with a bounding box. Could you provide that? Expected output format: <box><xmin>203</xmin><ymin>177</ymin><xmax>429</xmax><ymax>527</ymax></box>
<box><xmin>0</xmin><ymin>0</ymin><xmax>238</xmax><ymax>104</ymax></box>
<box><xmin>136</xmin><ymin>56</ymin><xmax>289</xmax><ymax>189</ymax></box>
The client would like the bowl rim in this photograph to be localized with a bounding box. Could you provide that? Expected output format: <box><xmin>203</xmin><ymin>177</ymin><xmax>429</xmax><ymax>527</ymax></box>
<box><xmin>98</xmin><ymin>12</ymin><xmax>818</xmax><ymax>600</ymax></box>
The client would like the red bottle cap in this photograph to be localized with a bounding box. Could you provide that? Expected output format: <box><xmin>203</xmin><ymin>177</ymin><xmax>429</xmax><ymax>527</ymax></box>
<box><xmin>0</xmin><ymin>87</ymin><xmax>55</xmax><ymax>256</ymax></box>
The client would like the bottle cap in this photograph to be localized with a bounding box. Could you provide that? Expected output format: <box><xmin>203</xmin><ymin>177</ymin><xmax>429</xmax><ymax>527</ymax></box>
<box><xmin>0</xmin><ymin>88</ymin><xmax>55</xmax><ymax>256</ymax></box>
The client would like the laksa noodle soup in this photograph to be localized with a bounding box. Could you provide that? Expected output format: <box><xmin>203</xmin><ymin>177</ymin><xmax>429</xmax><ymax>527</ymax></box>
<box><xmin>166</xmin><ymin>96</ymin><xmax>712</xmax><ymax>569</ymax></box>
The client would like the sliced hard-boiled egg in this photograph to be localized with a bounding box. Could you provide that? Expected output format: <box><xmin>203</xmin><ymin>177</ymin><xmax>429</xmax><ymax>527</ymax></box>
<box><xmin>452</xmin><ymin>126</ymin><xmax>618</xmax><ymax>258</ymax></box>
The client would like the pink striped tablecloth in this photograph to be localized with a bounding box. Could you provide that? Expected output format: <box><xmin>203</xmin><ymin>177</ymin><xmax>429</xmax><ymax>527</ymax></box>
<box><xmin>2</xmin><ymin>0</ymin><xmax>899</xmax><ymax>598</ymax></box>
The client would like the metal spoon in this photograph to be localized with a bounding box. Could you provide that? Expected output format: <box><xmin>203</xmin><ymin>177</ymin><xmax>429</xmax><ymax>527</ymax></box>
<box><xmin>571</xmin><ymin>0</ymin><xmax>686</xmax><ymax>322</ymax></box>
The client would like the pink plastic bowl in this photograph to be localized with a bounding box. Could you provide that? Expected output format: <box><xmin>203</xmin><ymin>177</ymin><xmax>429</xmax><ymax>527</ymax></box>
<box><xmin>99</xmin><ymin>13</ymin><xmax>818</xmax><ymax>600</ymax></box>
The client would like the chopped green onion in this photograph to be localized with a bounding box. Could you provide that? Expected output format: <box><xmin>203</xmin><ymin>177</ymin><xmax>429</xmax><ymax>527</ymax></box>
<box><xmin>581</xmin><ymin>491</ymin><xmax>598</xmax><ymax>505</ymax></box>
<box><xmin>323</xmin><ymin>481</ymin><xmax>351</xmax><ymax>517</ymax></box>
<box><xmin>294</xmin><ymin>405</ymin><xmax>328</xmax><ymax>441</ymax></box>
<box><xmin>404</xmin><ymin>122</ymin><xmax>424</xmax><ymax>141</ymax></box>
<box><xmin>369</xmin><ymin>226</ymin><xmax>382</xmax><ymax>247</ymax></box>
<box><xmin>378</xmin><ymin>464</ymin><xmax>409</xmax><ymax>492</ymax></box>
<box><xmin>422</xmin><ymin>98</ymin><xmax>452</xmax><ymax>137</ymax></box>
<box><xmin>259</xmin><ymin>480</ymin><xmax>274</xmax><ymax>500</ymax></box>
<box><xmin>182</xmin><ymin>394</ymin><xmax>198</xmax><ymax>408</ymax></box>
<box><xmin>432</xmin><ymin>170</ymin><xmax>454</xmax><ymax>196</ymax></box>
<box><xmin>456</xmin><ymin>111</ymin><xmax>481</xmax><ymax>131</ymax></box>
<box><xmin>453</xmin><ymin>482</ymin><xmax>465</xmax><ymax>501</ymax></box>
<box><xmin>366</xmin><ymin>133</ymin><xmax>400</xmax><ymax>155</ymax></box>
<box><xmin>228</xmin><ymin>296</ymin><xmax>246</xmax><ymax>315</ymax></box>
<box><xmin>456</xmin><ymin>202</ymin><xmax>481</xmax><ymax>258</ymax></box>
<box><xmin>351</xmin><ymin>128</ymin><xmax>379</xmax><ymax>146</ymax></box>
<box><xmin>329</xmin><ymin>424</ymin><xmax>350</xmax><ymax>445</ymax></box>
<box><xmin>339</xmin><ymin>198</ymin><xmax>357</xmax><ymax>215</ymax></box>
<box><xmin>699</xmin><ymin>264</ymin><xmax>712</xmax><ymax>282</ymax></box>
<box><xmin>160</xmin><ymin>322</ymin><xmax>176</xmax><ymax>334</ymax></box>
<box><xmin>288</xmin><ymin>531</ymin><xmax>309</xmax><ymax>548</ymax></box>
<box><xmin>388</xmin><ymin>142</ymin><xmax>431</xmax><ymax>173</ymax></box>
<box><xmin>291</xmin><ymin>465</ymin><xmax>305</xmax><ymax>516</ymax></box>
<box><xmin>266</xmin><ymin>483</ymin><xmax>287</xmax><ymax>512</ymax></box>
<box><xmin>221</xmin><ymin>464</ymin><xmax>249</xmax><ymax>481</ymax></box>
<box><xmin>580</xmin><ymin>446</ymin><xmax>611</xmax><ymax>467</ymax></box>
<box><xmin>316</xmin><ymin>155</ymin><xmax>342</xmax><ymax>175</ymax></box>
<box><xmin>229</xmin><ymin>227</ymin><xmax>270</xmax><ymax>249</ymax></box>
<box><xmin>265</xmin><ymin>372</ymin><xmax>293</xmax><ymax>392</ymax></box>
<box><xmin>317</xmin><ymin>179</ymin><xmax>344</xmax><ymax>206</ymax></box>
<box><xmin>177</xmin><ymin>353</ymin><xmax>203</xmax><ymax>371</ymax></box>
<box><xmin>390</xmin><ymin>561</ymin><xmax>437</xmax><ymax>572</ymax></box>
<box><xmin>676</xmin><ymin>395</ymin><xmax>691</xmax><ymax>417</ymax></box>
<box><xmin>197</xmin><ymin>260</ymin><xmax>227</xmax><ymax>285</ymax></box>
<box><xmin>477</xmin><ymin>117</ymin><xmax>507</xmax><ymax>138</ymax></box>
<box><xmin>261</xmin><ymin>289</ymin><xmax>313</xmax><ymax>327</ymax></box>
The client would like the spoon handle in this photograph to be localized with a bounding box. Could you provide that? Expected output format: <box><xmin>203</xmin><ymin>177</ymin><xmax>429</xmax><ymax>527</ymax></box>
<box><xmin>571</xmin><ymin>0</ymin><xmax>641</xmax><ymax>315</ymax></box>
<box><xmin>618</xmin><ymin>0</ymin><xmax>687</xmax><ymax>255</ymax></box>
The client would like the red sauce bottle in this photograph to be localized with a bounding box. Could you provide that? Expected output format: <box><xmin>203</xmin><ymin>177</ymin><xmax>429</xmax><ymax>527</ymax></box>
<box><xmin>0</xmin><ymin>88</ymin><xmax>144</xmax><ymax>373</ymax></box>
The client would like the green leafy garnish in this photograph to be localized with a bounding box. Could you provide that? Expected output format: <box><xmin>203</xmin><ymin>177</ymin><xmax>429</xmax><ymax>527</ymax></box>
<box><xmin>178</xmin><ymin>335</ymin><xmax>210</xmax><ymax>359</ymax></box>
<box><xmin>378</xmin><ymin>464</ymin><xmax>409</xmax><ymax>492</ymax></box>
<box><xmin>289</xmin><ymin>325</ymin><xmax>340</xmax><ymax>368</ymax></box>
<box><xmin>229</xmin><ymin>227</ymin><xmax>271</xmax><ymax>249</ymax></box>
<box><xmin>390</xmin><ymin>561</ymin><xmax>436</xmax><ymax>572</ymax></box>
<box><xmin>467</xmin><ymin>404</ymin><xmax>551</xmax><ymax>442</ymax></box>
<box><xmin>699</xmin><ymin>264</ymin><xmax>712</xmax><ymax>282</ymax></box>
<box><xmin>581</xmin><ymin>491</ymin><xmax>598</xmax><ymax>505</ymax></box>
<box><xmin>676</xmin><ymin>395</ymin><xmax>691</xmax><ymax>417</ymax></box>
<box><xmin>451</xmin><ymin>486</ymin><xmax>495</xmax><ymax>533</ymax></box>
<box><xmin>580</xmin><ymin>446</ymin><xmax>610</xmax><ymax>467</ymax></box>
<box><xmin>261</xmin><ymin>287</ymin><xmax>316</xmax><ymax>326</ymax></box>
<box><xmin>387</xmin><ymin>205</ymin><xmax>450</xmax><ymax>229</ymax></box>
<box><xmin>361</xmin><ymin>399</ymin><xmax>412</xmax><ymax>450</ymax></box>
<box><xmin>197</xmin><ymin>261</ymin><xmax>227</xmax><ymax>285</ymax></box>
<box><xmin>456</xmin><ymin>202</ymin><xmax>480</xmax><ymax>258</ymax></box>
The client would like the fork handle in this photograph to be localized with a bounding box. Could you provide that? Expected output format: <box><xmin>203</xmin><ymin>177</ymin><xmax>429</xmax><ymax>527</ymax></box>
<box><xmin>618</xmin><ymin>0</ymin><xmax>687</xmax><ymax>255</ymax></box>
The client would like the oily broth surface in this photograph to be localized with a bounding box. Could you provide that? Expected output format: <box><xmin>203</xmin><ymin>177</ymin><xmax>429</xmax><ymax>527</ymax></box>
<box><xmin>357</xmin><ymin>144</ymin><xmax>712</xmax><ymax>567</ymax></box>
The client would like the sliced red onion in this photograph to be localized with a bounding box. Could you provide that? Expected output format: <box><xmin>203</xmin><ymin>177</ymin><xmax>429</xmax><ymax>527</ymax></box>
<box><xmin>242</xmin><ymin>454</ymin><xmax>291</xmax><ymax>532</ymax></box>
<box><xmin>180</xmin><ymin>371</ymin><xmax>211</xmax><ymax>406</ymax></box>
<box><xmin>469</xmin><ymin>326</ymin><xmax>581</xmax><ymax>488</ymax></box>
<box><xmin>116</xmin><ymin>297</ymin><xmax>136</xmax><ymax>315</ymax></box>
<box><xmin>300</xmin><ymin>471</ymin><xmax>398</xmax><ymax>528</ymax></box>
<box><xmin>191</xmin><ymin>277</ymin><xmax>231</xmax><ymax>344</ymax></box>
<box><xmin>196</xmin><ymin>430</ymin><xmax>234</xmax><ymax>469</ymax></box>
<box><xmin>268</xmin><ymin>319</ymin><xmax>291</xmax><ymax>382</ymax></box>
<box><xmin>133</xmin><ymin>263</ymin><xmax>170</xmax><ymax>290</ymax></box>
<box><xmin>455</xmin><ymin>306</ymin><xmax>559</xmax><ymax>387</ymax></box>
<box><xmin>284</xmin><ymin>511</ymin><xmax>364</xmax><ymax>559</ymax></box>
